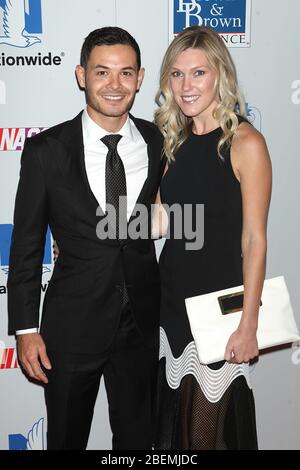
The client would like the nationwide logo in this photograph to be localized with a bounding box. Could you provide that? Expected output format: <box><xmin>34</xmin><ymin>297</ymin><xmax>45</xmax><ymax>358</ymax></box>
<box><xmin>0</xmin><ymin>224</ymin><xmax>52</xmax><ymax>284</ymax></box>
<box><xmin>0</xmin><ymin>341</ymin><xmax>19</xmax><ymax>369</ymax></box>
<box><xmin>0</xmin><ymin>78</ymin><xmax>5</xmax><ymax>104</ymax></box>
<box><xmin>0</xmin><ymin>0</ymin><xmax>42</xmax><ymax>48</ymax></box>
<box><xmin>0</xmin><ymin>126</ymin><xmax>46</xmax><ymax>151</ymax></box>
<box><xmin>0</xmin><ymin>51</ymin><xmax>64</xmax><ymax>66</ymax></box>
<box><xmin>0</xmin><ymin>0</ymin><xmax>64</xmax><ymax>66</ymax></box>
<box><xmin>9</xmin><ymin>417</ymin><xmax>47</xmax><ymax>450</ymax></box>
<box><xmin>170</xmin><ymin>0</ymin><xmax>252</xmax><ymax>47</ymax></box>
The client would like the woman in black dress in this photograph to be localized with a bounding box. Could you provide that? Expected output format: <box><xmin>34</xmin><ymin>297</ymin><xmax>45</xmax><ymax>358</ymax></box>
<box><xmin>153</xmin><ymin>26</ymin><xmax>272</xmax><ymax>449</ymax></box>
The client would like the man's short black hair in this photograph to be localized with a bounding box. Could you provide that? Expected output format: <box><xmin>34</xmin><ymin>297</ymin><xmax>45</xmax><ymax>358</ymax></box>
<box><xmin>80</xmin><ymin>26</ymin><xmax>141</xmax><ymax>70</ymax></box>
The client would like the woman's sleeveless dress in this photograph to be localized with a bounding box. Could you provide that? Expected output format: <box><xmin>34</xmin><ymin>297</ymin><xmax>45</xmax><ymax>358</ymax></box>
<box><xmin>155</xmin><ymin>117</ymin><xmax>258</xmax><ymax>450</ymax></box>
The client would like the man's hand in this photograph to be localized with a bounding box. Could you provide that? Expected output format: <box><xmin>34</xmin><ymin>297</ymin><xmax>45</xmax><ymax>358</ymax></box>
<box><xmin>17</xmin><ymin>333</ymin><xmax>52</xmax><ymax>384</ymax></box>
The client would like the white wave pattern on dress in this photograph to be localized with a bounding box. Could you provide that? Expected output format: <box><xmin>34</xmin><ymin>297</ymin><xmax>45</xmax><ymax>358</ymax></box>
<box><xmin>160</xmin><ymin>327</ymin><xmax>252</xmax><ymax>403</ymax></box>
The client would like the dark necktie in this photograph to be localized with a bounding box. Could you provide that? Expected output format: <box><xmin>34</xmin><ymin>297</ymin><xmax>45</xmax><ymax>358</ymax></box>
<box><xmin>101</xmin><ymin>134</ymin><xmax>128</xmax><ymax>305</ymax></box>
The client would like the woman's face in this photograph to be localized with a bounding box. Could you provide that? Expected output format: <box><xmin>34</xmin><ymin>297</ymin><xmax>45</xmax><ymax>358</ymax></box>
<box><xmin>169</xmin><ymin>47</ymin><xmax>218</xmax><ymax>121</ymax></box>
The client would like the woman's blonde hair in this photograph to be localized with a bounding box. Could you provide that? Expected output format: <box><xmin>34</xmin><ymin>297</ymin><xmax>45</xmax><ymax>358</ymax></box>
<box><xmin>155</xmin><ymin>26</ymin><xmax>246</xmax><ymax>162</ymax></box>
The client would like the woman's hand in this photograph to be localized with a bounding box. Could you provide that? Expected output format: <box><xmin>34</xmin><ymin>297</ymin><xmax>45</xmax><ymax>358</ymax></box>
<box><xmin>224</xmin><ymin>325</ymin><xmax>258</xmax><ymax>363</ymax></box>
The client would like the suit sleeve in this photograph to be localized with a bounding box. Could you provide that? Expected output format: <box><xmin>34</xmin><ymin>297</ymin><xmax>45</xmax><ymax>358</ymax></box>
<box><xmin>7</xmin><ymin>138</ymin><xmax>49</xmax><ymax>334</ymax></box>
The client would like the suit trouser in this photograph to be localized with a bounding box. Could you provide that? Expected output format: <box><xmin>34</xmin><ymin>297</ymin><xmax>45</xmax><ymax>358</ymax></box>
<box><xmin>43</xmin><ymin>303</ymin><xmax>158</xmax><ymax>450</ymax></box>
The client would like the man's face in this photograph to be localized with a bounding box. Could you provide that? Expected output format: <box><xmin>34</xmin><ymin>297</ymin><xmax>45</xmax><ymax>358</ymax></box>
<box><xmin>76</xmin><ymin>44</ymin><xmax>144</xmax><ymax>125</ymax></box>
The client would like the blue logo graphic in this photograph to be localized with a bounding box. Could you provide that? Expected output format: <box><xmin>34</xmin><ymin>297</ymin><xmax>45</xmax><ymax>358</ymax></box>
<box><xmin>245</xmin><ymin>103</ymin><xmax>262</xmax><ymax>131</ymax></box>
<box><xmin>171</xmin><ymin>0</ymin><xmax>251</xmax><ymax>47</ymax></box>
<box><xmin>9</xmin><ymin>417</ymin><xmax>47</xmax><ymax>450</ymax></box>
<box><xmin>0</xmin><ymin>0</ymin><xmax>42</xmax><ymax>48</ymax></box>
<box><xmin>0</xmin><ymin>224</ymin><xmax>52</xmax><ymax>274</ymax></box>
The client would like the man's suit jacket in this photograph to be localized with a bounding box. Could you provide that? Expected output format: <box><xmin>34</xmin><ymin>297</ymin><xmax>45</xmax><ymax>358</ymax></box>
<box><xmin>7</xmin><ymin>111</ymin><xmax>165</xmax><ymax>354</ymax></box>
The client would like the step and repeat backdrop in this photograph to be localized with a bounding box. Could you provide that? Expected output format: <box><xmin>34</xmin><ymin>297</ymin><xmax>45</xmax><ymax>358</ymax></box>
<box><xmin>0</xmin><ymin>0</ymin><xmax>299</xmax><ymax>450</ymax></box>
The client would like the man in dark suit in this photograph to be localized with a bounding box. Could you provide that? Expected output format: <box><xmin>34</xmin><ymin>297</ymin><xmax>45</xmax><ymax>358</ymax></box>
<box><xmin>7</xmin><ymin>27</ymin><xmax>164</xmax><ymax>450</ymax></box>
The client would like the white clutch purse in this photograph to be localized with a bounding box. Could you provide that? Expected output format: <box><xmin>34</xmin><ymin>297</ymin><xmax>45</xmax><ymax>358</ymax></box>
<box><xmin>185</xmin><ymin>276</ymin><xmax>300</xmax><ymax>365</ymax></box>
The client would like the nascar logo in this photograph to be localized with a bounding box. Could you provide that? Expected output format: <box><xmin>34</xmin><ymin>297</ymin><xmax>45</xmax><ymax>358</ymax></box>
<box><xmin>0</xmin><ymin>346</ymin><xmax>19</xmax><ymax>369</ymax></box>
<box><xmin>0</xmin><ymin>127</ymin><xmax>45</xmax><ymax>151</ymax></box>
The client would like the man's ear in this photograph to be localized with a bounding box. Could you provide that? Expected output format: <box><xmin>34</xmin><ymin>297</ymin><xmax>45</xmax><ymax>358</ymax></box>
<box><xmin>137</xmin><ymin>67</ymin><xmax>145</xmax><ymax>92</ymax></box>
<box><xmin>75</xmin><ymin>65</ymin><xmax>86</xmax><ymax>89</ymax></box>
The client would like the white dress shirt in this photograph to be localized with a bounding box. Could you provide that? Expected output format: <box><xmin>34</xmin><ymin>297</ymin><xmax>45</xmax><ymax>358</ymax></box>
<box><xmin>16</xmin><ymin>109</ymin><xmax>149</xmax><ymax>335</ymax></box>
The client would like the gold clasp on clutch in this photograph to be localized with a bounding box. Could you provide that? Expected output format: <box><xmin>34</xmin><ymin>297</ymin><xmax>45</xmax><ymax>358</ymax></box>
<box><xmin>218</xmin><ymin>291</ymin><xmax>262</xmax><ymax>315</ymax></box>
<box><xmin>218</xmin><ymin>291</ymin><xmax>244</xmax><ymax>315</ymax></box>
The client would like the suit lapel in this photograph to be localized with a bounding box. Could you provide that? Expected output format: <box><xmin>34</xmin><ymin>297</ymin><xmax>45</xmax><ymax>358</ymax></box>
<box><xmin>128</xmin><ymin>115</ymin><xmax>157</xmax><ymax>224</ymax></box>
<box><xmin>58</xmin><ymin>111</ymin><xmax>105</xmax><ymax>217</ymax></box>
<box><xmin>55</xmin><ymin>113</ymin><xmax>119</xmax><ymax>246</ymax></box>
